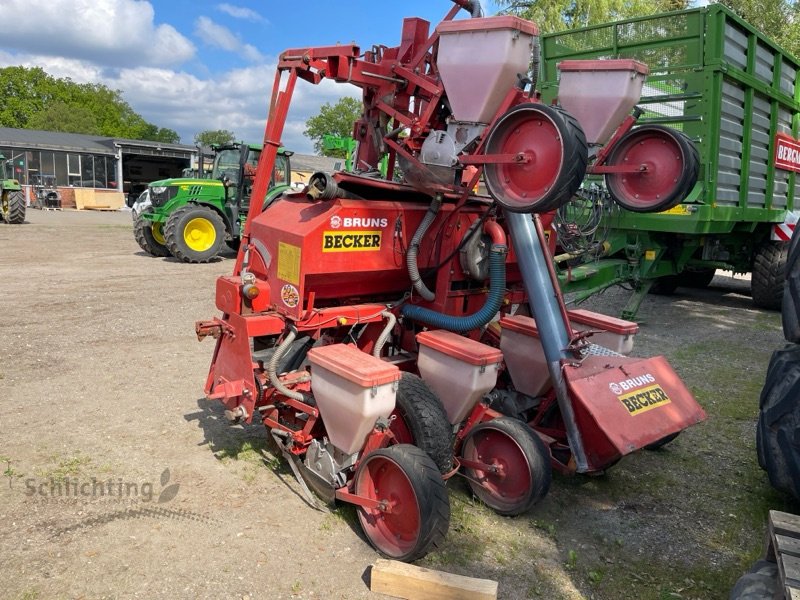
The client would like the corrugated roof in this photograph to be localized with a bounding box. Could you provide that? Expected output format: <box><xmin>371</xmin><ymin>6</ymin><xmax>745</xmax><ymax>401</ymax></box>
<box><xmin>0</xmin><ymin>127</ymin><xmax>196</xmax><ymax>156</ymax></box>
<box><xmin>291</xmin><ymin>153</ymin><xmax>345</xmax><ymax>174</ymax></box>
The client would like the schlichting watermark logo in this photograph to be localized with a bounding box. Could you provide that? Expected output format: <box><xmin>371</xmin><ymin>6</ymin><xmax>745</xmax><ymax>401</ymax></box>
<box><xmin>5</xmin><ymin>460</ymin><xmax>179</xmax><ymax>505</ymax></box>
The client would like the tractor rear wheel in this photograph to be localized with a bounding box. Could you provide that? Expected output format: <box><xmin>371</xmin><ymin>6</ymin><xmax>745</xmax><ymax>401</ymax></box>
<box><xmin>752</xmin><ymin>240</ymin><xmax>788</xmax><ymax>310</ymax></box>
<box><xmin>354</xmin><ymin>444</ymin><xmax>450</xmax><ymax>562</ymax></box>
<box><xmin>783</xmin><ymin>227</ymin><xmax>800</xmax><ymax>342</ymax></box>
<box><xmin>605</xmin><ymin>125</ymin><xmax>699</xmax><ymax>213</ymax></box>
<box><xmin>164</xmin><ymin>204</ymin><xmax>225</xmax><ymax>263</ymax></box>
<box><xmin>2</xmin><ymin>189</ymin><xmax>25</xmax><ymax>224</ymax></box>
<box><xmin>460</xmin><ymin>417</ymin><xmax>551</xmax><ymax>516</ymax></box>
<box><xmin>133</xmin><ymin>213</ymin><xmax>170</xmax><ymax>257</ymax></box>
<box><xmin>756</xmin><ymin>343</ymin><xmax>800</xmax><ymax>500</ymax></box>
<box><xmin>484</xmin><ymin>103</ymin><xmax>588</xmax><ymax>214</ymax></box>
<box><xmin>389</xmin><ymin>373</ymin><xmax>454</xmax><ymax>474</ymax></box>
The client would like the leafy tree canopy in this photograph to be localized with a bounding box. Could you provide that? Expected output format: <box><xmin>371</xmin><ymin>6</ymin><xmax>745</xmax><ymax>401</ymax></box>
<box><xmin>304</xmin><ymin>97</ymin><xmax>362</xmax><ymax>157</ymax></box>
<box><xmin>0</xmin><ymin>66</ymin><xmax>180</xmax><ymax>143</ymax></box>
<box><xmin>194</xmin><ymin>129</ymin><xmax>236</xmax><ymax>147</ymax></box>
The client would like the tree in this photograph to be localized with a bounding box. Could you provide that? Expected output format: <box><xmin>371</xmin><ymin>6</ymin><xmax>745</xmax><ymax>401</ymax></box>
<box><xmin>0</xmin><ymin>66</ymin><xmax>181</xmax><ymax>143</ymax></box>
<box><xmin>304</xmin><ymin>97</ymin><xmax>362</xmax><ymax>156</ymax></box>
<box><xmin>719</xmin><ymin>0</ymin><xmax>800</xmax><ymax>57</ymax></box>
<box><xmin>496</xmin><ymin>0</ymin><xmax>690</xmax><ymax>33</ymax></box>
<box><xmin>194</xmin><ymin>129</ymin><xmax>236</xmax><ymax>147</ymax></box>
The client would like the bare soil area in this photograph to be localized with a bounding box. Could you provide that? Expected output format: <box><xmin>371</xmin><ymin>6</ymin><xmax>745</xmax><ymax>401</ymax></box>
<box><xmin>0</xmin><ymin>209</ymin><xmax>796</xmax><ymax>599</ymax></box>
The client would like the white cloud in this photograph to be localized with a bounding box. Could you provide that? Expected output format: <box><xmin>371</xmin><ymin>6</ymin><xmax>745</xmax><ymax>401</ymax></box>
<box><xmin>0</xmin><ymin>0</ymin><xmax>194</xmax><ymax>68</ymax></box>
<box><xmin>0</xmin><ymin>51</ymin><xmax>360</xmax><ymax>153</ymax></box>
<box><xmin>217</xmin><ymin>3</ymin><xmax>267</xmax><ymax>23</ymax></box>
<box><xmin>194</xmin><ymin>17</ymin><xmax>265</xmax><ymax>63</ymax></box>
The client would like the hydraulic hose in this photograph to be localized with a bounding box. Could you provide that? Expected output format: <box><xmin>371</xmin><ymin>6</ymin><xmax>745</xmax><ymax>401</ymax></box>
<box><xmin>268</xmin><ymin>327</ymin><xmax>305</xmax><ymax>401</ymax></box>
<box><xmin>401</xmin><ymin>242</ymin><xmax>507</xmax><ymax>333</ymax></box>
<box><xmin>373</xmin><ymin>311</ymin><xmax>397</xmax><ymax>358</ymax></box>
<box><xmin>407</xmin><ymin>194</ymin><xmax>442</xmax><ymax>301</ymax></box>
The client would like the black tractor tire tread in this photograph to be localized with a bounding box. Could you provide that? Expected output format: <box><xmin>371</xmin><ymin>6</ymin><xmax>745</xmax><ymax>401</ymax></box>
<box><xmin>756</xmin><ymin>343</ymin><xmax>800</xmax><ymax>500</ymax></box>
<box><xmin>485</xmin><ymin>103</ymin><xmax>588</xmax><ymax>214</ymax></box>
<box><xmin>752</xmin><ymin>240</ymin><xmax>789</xmax><ymax>310</ymax></box>
<box><xmin>606</xmin><ymin>125</ymin><xmax>700</xmax><ymax>213</ymax></box>
<box><xmin>393</xmin><ymin>373</ymin><xmax>454</xmax><ymax>474</ymax></box>
<box><xmin>133</xmin><ymin>214</ymin><xmax>170</xmax><ymax>257</ymax></box>
<box><xmin>462</xmin><ymin>416</ymin><xmax>552</xmax><ymax>516</ymax></box>
<box><xmin>729</xmin><ymin>559</ymin><xmax>778</xmax><ymax>600</ymax></box>
<box><xmin>356</xmin><ymin>444</ymin><xmax>450</xmax><ymax>562</ymax></box>
<box><xmin>783</xmin><ymin>227</ymin><xmax>800</xmax><ymax>342</ymax></box>
<box><xmin>4</xmin><ymin>190</ymin><xmax>25</xmax><ymax>224</ymax></box>
<box><xmin>164</xmin><ymin>204</ymin><xmax>226</xmax><ymax>264</ymax></box>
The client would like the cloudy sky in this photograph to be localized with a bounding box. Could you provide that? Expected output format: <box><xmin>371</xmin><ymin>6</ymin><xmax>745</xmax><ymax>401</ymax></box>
<box><xmin>0</xmin><ymin>0</ymin><xmax>502</xmax><ymax>153</ymax></box>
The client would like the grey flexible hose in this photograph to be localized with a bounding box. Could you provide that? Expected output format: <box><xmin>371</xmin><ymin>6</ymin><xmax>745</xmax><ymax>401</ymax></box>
<box><xmin>268</xmin><ymin>327</ymin><xmax>305</xmax><ymax>401</ymax></box>
<box><xmin>373</xmin><ymin>311</ymin><xmax>397</xmax><ymax>358</ymax></box>
<box><xmin>407</xmin><ymin>194</ymin><xmax>442</xmax><ymax>302</ymax></box>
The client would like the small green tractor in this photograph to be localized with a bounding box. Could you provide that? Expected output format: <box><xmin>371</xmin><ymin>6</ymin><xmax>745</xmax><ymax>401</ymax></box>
<box><xmin>0</xmin><ymin>153</ymin><xmax>25</xmax><ymax>224</ymax></box>
<box><xmin>134</xmin><ymin>143</ymin><xmax>292</xmax><ymax>263</ymax></box>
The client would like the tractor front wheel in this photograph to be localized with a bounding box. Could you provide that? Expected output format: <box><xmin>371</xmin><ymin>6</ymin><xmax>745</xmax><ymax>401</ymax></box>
<box><xmin>460</xmin><ymin>417</ymin><xmax>552</xmax><ymax>516</ymax></box>
<box><xmin>2</xmin><ymin>189</ymin><xmax>25</xmax><ymax>224</ymax></box>
<box><xmin>133</xmin><ymin>213</ymin><xmax>170</xmax><ymax>257</ymax></box>
<box><xmin>354</xmin><ymin>444</ymin><xmax>450</xmax><ymax>562</ymax></box>
<box><xmin>164</xmin><ymin>205</ymin><xmax>225</xmax><ymax>263</ymax></box>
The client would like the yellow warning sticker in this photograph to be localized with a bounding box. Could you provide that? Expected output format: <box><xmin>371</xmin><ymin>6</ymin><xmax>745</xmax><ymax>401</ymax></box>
<box><xmin>322</xmin><ymin>230</ymin><xmax>382</xmax><ymax>252</ymax></box>
<box><xmin>645</xmin><ymin>250</ymin><xmax>656</xmax><ymax>261</ymax></box>
<box><xmin>618</xmin><ymin>384</ymin><xmax>671</xmax><ymax>416</ymax></box>
<box><xmin>277</xmin><ymin>242</ymin><xmax>301</xmax><ymax>285</ymax></box>
<box><xmin>658</xmin><ymin>205</ymin><xmax>692</xmax><ymax>215</ymax></box>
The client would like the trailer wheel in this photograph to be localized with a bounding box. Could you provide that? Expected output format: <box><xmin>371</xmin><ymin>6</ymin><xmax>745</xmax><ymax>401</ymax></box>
<box><xmin>752</xmin><ymin>240</ymin><xmax>788</xmax><ymax>310</ymax></box>
<box><xmin>756</xmin><ymin>343</ymin><xmax>800</xmax><ymax>500</ymax></box>
<box><xmin>390</xmin><ymin>373</ymin><xmax>454</xmax><ymax>474</ymax></box>
<box><xmin>605</xmin><ymin>125</ymin><xmax>699</xmax><ymax>213</ymax></box>
<box><xmin>783</xmin><ymin>227</ymin><xmax>800</xmax><ymax>342</ymax></box>
<box><xmin>1</xmin><ymin>189</ymin><xmax>25</xmax><ymax>224</ymax></box>
<box><xmin>460</xmin><ymin>417</ymin><xmax>551</xmax><ymax>516</ymax></box>
<box><xmin>484</xmin><ymin>103</ymin><xmax>588</xmax><ymax>213</ymax></box>
<box><xmin>680</xmin><ymin>268</ymin><xmax>716</xmax><ymax>289</ymax></box>
<box><xmin>354</xmin><ymin>444</ymin><xmax>450</xmax><ymax>562</ymax></box>
<box><xmin>164</xmin><ymin>204</ymin><xmax>225</xmax><ymax>263</ymax></box>
<box><xmin>729</xmin><ymin>559</ymin><xmax>778</xmax><ymax>600</ymax></box>
<box><xmin>133</xmin><ymin>213</ymin><xmax>170</xmax><ymax>257</ymax></box>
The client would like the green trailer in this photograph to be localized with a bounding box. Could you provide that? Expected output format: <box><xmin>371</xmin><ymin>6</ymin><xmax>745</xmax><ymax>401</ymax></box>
<box><xmin>540</xmin><ymin>4</ymin><xmax>800</xmax><ymax>317</ymax></box>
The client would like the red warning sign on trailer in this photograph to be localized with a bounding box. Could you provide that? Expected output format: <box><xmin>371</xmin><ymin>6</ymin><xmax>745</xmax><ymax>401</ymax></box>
<box><xmin>775</xmin><ymin>133</ymin><xmax>800</xmax><ymax>173</ymax></box>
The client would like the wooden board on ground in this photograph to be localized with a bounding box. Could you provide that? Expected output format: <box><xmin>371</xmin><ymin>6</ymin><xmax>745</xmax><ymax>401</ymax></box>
<box><xmin>768</xmin><ymin>510</ymin><xmax>800</xmax><ymax>599</ymax></box>
<box><xmin>370</xmin><ymin>559</ymin><xmax>497</xmax><ymax>600</ymax></box>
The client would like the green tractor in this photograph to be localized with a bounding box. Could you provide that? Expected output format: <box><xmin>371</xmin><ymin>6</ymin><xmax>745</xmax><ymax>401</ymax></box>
<box><xmin>0</xmin><ymin>153</ymin><xmax>25</xmax><ymax>224</ymax></box>
<box><xmin>134</xmin><ymin>143</ymin><xmax>292</xmax><ymax>263</ymax></box>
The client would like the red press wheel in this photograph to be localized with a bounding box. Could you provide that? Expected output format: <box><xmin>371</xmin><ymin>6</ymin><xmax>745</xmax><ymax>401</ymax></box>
<box><xmin>605</xmin><ymin>124</ymin><xmax>699</xmax><ymax>213</ymax></box>
<box><xmin>354</xmin><ymin>444</ymin><xmax>450</xmax><ymax>562</ymax></box>
<box><xmin>484</xmin><ymin>103</ymin><xmax>588</xmax><ymax>214</ymax></box>
<box><xmin>460</xmin><ymin>417</ymin><xmax>551</xmax><ymax>516</ymax></box>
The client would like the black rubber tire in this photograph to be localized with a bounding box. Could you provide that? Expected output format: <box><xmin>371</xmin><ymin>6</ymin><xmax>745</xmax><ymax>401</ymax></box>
<box><xmin>756</xmin><ymin>344</ymin><xmax>800</xmax><ymax>500</ymax></box>
<box><xmin>133</xmin><ymin>213</ymin><xmax>170</xmax><ymax>257</ymax></box>
<box><xmin>752</xmin><ymin>240</ymin><xmax>789</xmax><ymax>310</ymax></box>
<box><xmin>390</xmin><ymin>373</ymin><xmax>454</xmax><ymax>474</ymax></box>
<box><xmin>728</xmin><ymin>559</ymin><xmax>778</xmax><ymax>600</ymax></box>
<box><xmin>680</xmin><ymin>268</ymin><xmax>716</xmax><ymax>289</ymax></box>
<box><xmin>644</xmin><ymin>431</ymin><xmax>680</xmax><ymax>450</ymax></box>
<box><xmin>460</xmin><ymin>417</ymin><xmax>552</xmax><ymax>516</ymax></box>
<box><xmin>226</xmin><ymin>238</ymin><xmax>241</xmax><ymax>252</ymax></box>
<box><xmin>783</xmin><ymin>226</ymin><xmax>800</xmax><ymax>342</ymax></box>
<box><xmin>164</xmin><ymin>204</ymin><xmax>226</xmax><ymax>263</ymax></box>
<box><xmin>2</xmin><ymin>189</ymin><xmax>25</xmax><ymax>224</ymax></box>
<box><xmin>606</xmin><ymin>125</ymin><xmax>699</xmax><ymax>213</ymax></box>
<box><xmin>649</xmin><ymin>275</ymin><xmax>679</xmax><ymax>295</ymax></box>
<box><xmin>354</xmin><ymin>444</ymin><xmax>450</xmax><ymax>562</ymax></box>
<box><xmin>484</xmin><ymin>103</ymin><xmax>588</xmax><ymax>214</ymax></box>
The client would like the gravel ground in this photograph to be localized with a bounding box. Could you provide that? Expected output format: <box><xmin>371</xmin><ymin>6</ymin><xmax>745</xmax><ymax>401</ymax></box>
<box><xmin>0</xmin><ymin>209</ymin><xmax>792</xmax><ymax>599</ymax></box>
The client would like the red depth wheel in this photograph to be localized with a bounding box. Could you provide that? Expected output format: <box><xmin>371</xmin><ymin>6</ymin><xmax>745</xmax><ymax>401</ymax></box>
<box><xmin>605</xmin><ymin>124</ymin><xmax>699</xmax><ymax>213</ymax></box>
<box><xmin>354</xmin><ymin>445</ymin><xmax>450</xmax><ymax>562</ymax></box>
<box><xmin>460</xmin><ymin>417</ymin><xmax>552</xmax><ymax>516</ymax></box>
<box><xmin>484</xmin><ymin>103</ymin><xmax>588</xmax><ymax>213</ymax></box>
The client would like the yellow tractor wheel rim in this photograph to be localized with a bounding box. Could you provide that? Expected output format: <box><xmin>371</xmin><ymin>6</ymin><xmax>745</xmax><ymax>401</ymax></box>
<box><xmin>184</xmin><ymin>217</ymin><xmax>216</xmax><ymax>252</ymax></box>
<box><xmin>151</xmin><ymin>222</ymin><xmax>166</xmax><ymax>245</ymax></box>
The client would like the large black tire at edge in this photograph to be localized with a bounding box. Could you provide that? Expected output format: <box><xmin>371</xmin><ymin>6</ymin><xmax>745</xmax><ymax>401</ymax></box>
<box><xmin>390</xmin><ymin>373</ymin><xmax>454</xmax><ymax>474</ymax></box>
<box><xmin>3</xmin><ymin>190</ymin><xmax>25</xmax><ymax>224</ymax></box>
<box><xmin>783</xmin><ymin>225</ymin><xmax>800</xmax><ymax>342</ymax></box>
<box><xmin>484</xmin><ymin>103</ymin><xmax>588</xmax><ymax>214</ymax></box>
<box><xmin>756</xmin><ymin>343</ymin><xmax>800</xmax><ymax>500</ymax></box>
<box><xmin>133</xmin><ymin>213</ymin><xmax>170</xmax><ymax>257</ymax></box>
<box><xmin>752</xmin><ymin>240</ymin><xmax>789</xmax><ymax>310</ymax></box>
<box><xmin>164</xmin><ymin>204</ymin><xmax>226</xmax><ymax>263</ymax></box>
<box><xmin>354</xmin><ymin>445</ymin><xmax>450</xmax><ymax>562</ymax></box>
